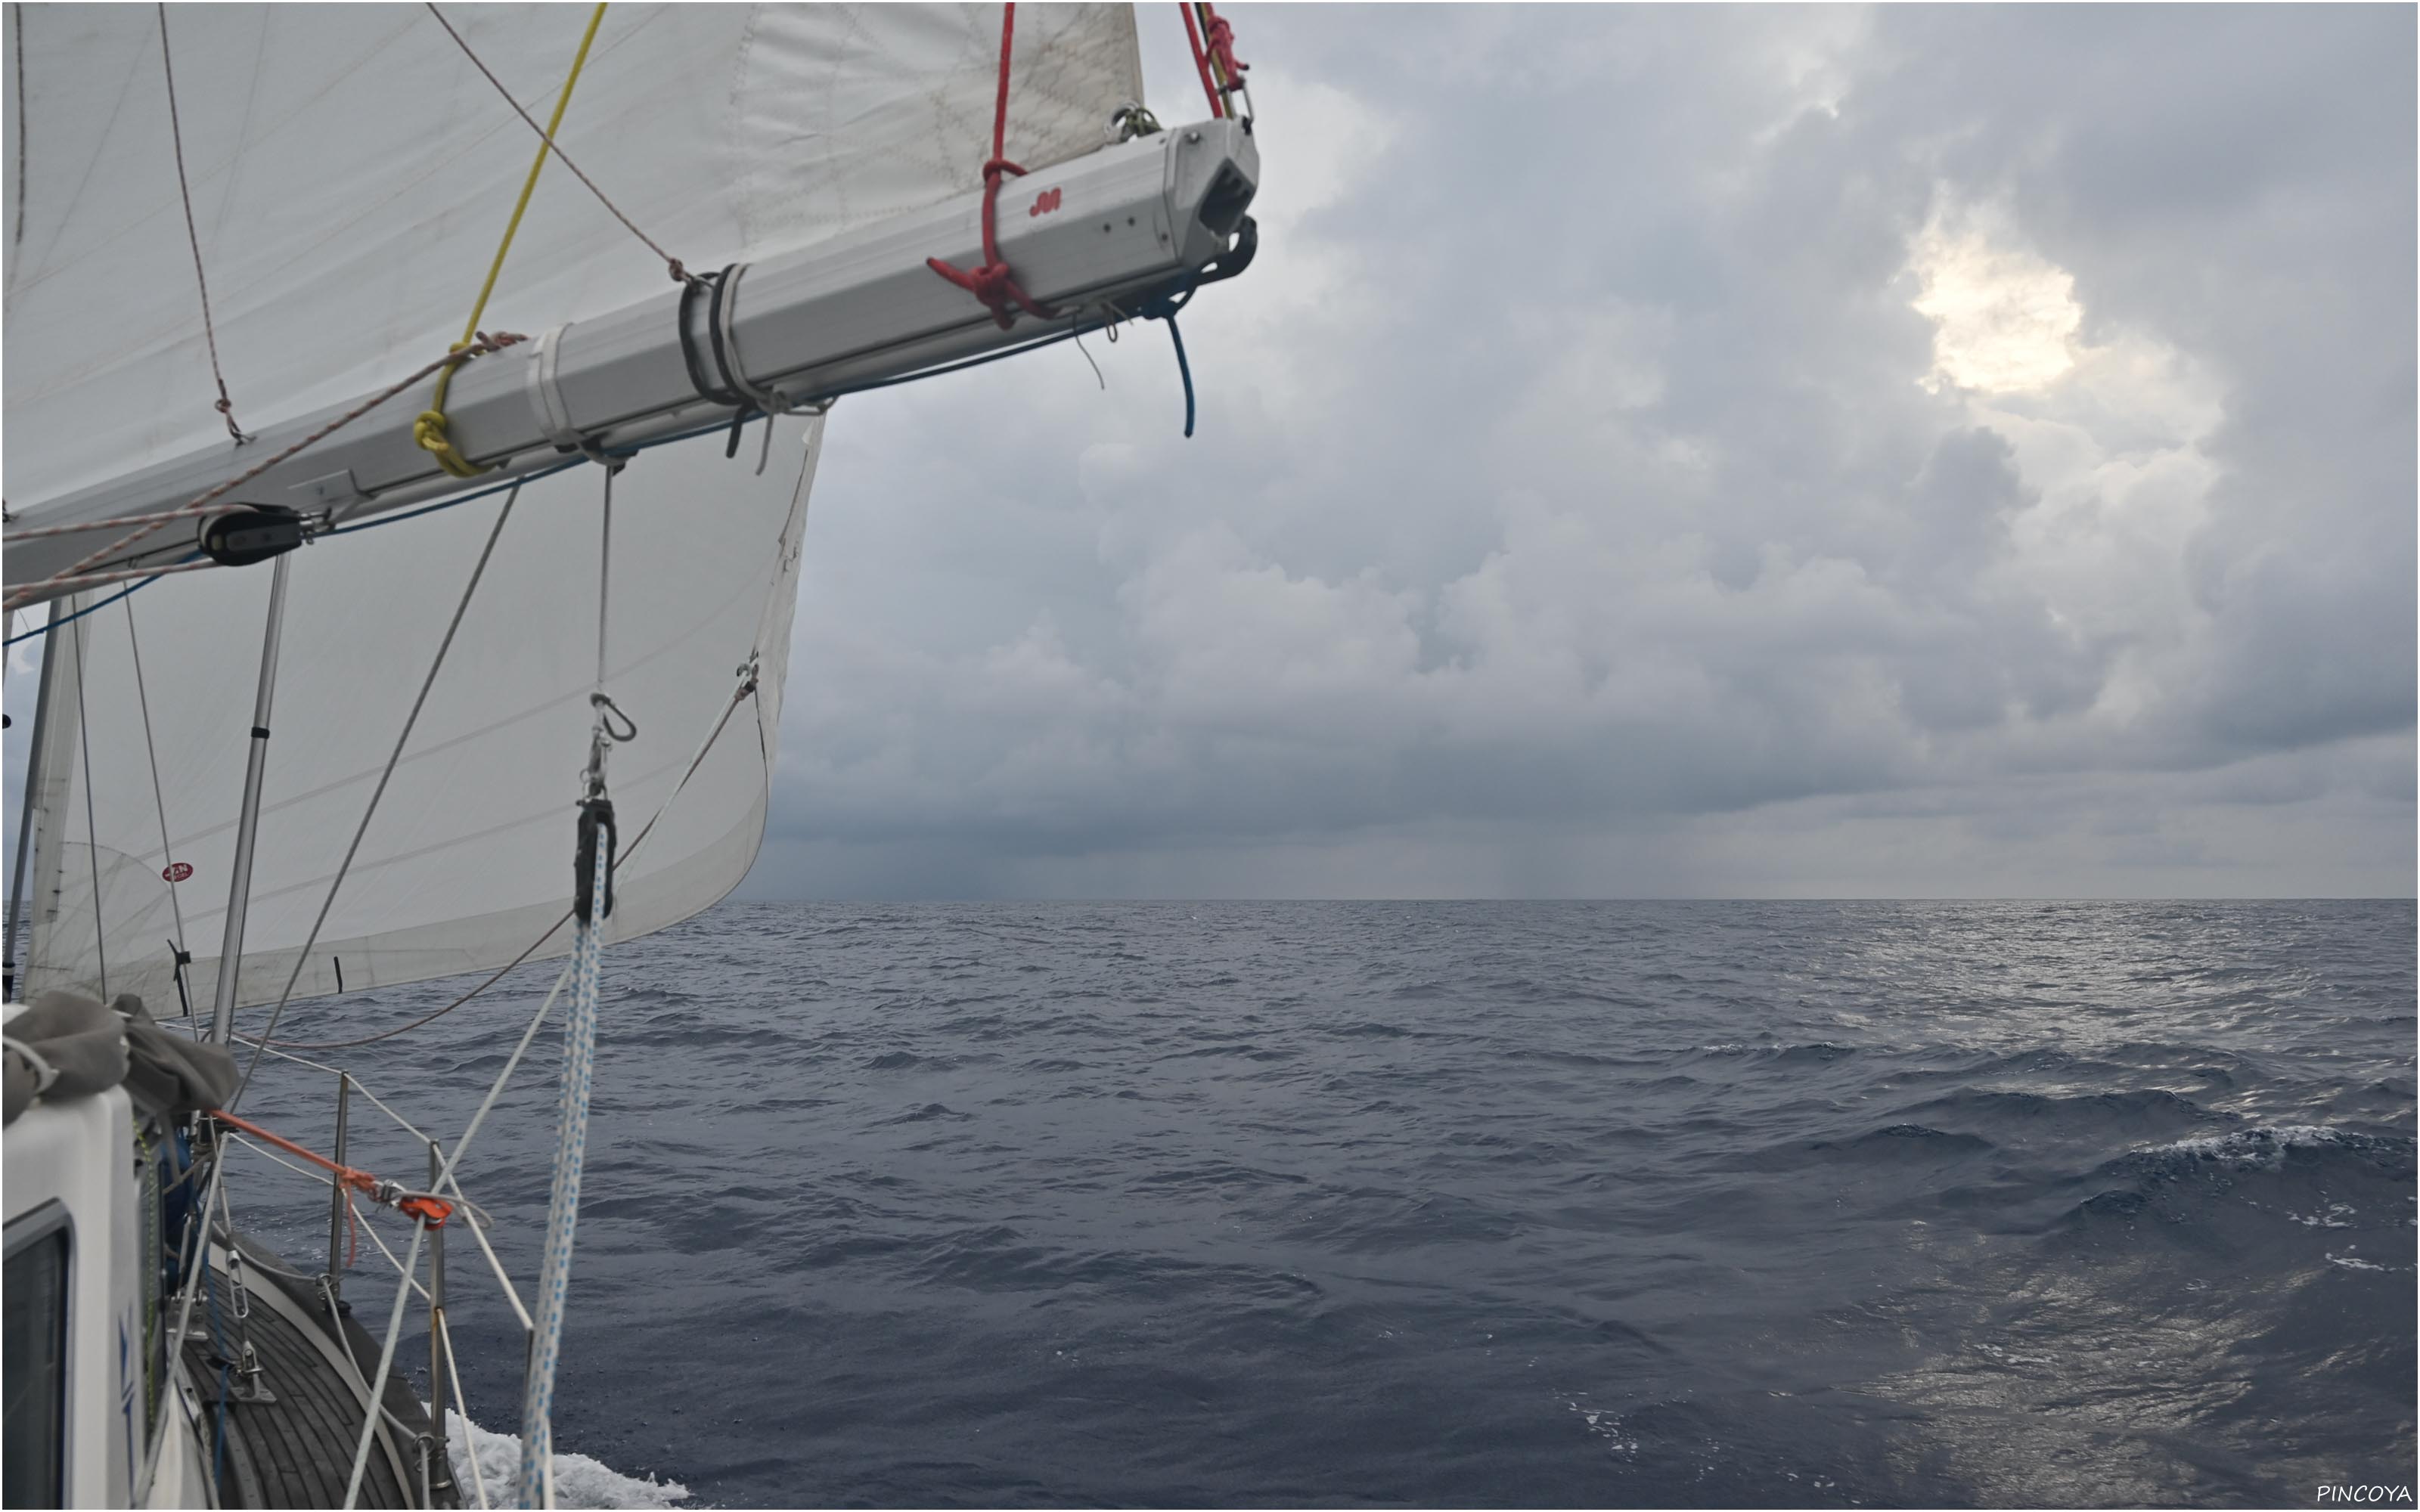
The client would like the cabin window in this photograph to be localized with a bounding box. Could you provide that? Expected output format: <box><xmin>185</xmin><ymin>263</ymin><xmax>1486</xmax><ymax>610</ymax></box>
<box><xmin>3</xmin><ymin>1204</ymin><xmax>72</xmax><ymax>1510</ymax></box>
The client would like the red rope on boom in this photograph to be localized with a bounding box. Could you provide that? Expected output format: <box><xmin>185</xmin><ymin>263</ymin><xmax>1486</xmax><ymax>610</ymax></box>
<box><xmin>925</xmin><ymin>3</ymin><xmax>1060</xmax><ymax>330</ymax></box>
<box><xmin>1180</xmin><ymin>3</ymin><xmax>1223</xmax><ymax>119</ymax></box>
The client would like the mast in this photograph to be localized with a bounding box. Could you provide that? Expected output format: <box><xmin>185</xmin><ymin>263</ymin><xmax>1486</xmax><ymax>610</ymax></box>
<box><xmin>3</xmin><ymin>601</ymin><xmax>64</xmax><ymax>1000</ymax></box>
<box><xmin>207</xmin><ymin>554</ymin><xmax>291</xmax><ymax>1042</ymax></box>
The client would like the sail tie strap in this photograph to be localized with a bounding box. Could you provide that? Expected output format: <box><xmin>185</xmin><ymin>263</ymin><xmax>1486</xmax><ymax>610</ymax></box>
<box><xmin>926</xmin><ymin>3</ymin><xmax>1060</xmax><ymax>331</ymax></box>
<box><xmin>203</xmin><ymin>1108</ymin><xmax>455</xmax><ymax>1228</ymax></box>
<box><xmin>713</xmin><ymin>263</ymin><xmax>826</xmax><ymax>421</ymax></box>
<box><xmin>416</xmin><ymin>4</ymin><xmax>608</xmax><ymax>479</ymax></box>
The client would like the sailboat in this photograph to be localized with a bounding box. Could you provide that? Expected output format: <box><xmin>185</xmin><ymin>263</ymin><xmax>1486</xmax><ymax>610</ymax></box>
<box><xmin>0</xmin><ymin>3</ymin><xmax>1258</xmax><ymax>1505</ymax></box>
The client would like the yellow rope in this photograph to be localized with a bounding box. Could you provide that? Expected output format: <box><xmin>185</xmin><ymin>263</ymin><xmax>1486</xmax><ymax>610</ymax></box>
<box><xmin>415</xmin><ymin>3</ymin><xmax>609</xmax><ymax>479</ymax></box>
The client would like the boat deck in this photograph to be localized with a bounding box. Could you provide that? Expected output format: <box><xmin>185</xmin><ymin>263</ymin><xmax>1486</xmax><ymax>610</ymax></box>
<box><xmin>183</xmin><ymin>1232</ymin><xmax>459</xmax><ymax>1509</ymax></box>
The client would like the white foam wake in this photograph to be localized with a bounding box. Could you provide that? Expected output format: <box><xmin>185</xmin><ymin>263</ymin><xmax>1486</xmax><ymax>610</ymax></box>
<box><xmin>442</xmin><ymin>1411</ymin><xmax>690</xmax><ymax>1509</ymax></box>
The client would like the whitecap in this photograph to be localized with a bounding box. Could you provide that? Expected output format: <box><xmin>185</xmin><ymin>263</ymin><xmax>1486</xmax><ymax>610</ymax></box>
<box><xmin>2139</xmin><ymin>1124</ymin><xmax>2357</xmax><ymax>1170</ymax></box>
<box><xmin>442</xmin><ymin>1411</ymin><xmax>690</xmax><ymax>1509</ymax></box>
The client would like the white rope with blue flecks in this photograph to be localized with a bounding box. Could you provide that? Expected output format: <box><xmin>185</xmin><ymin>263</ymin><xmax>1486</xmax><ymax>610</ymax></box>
<box><xmin>515</xmin><ymin>461</ymin><xmax>621</xmax><ymax>1509</ymax></box>
<box><xmin>513</xmin><ymin>912</ymin><xmax>598</xmax><ymax>1507</ymax></box>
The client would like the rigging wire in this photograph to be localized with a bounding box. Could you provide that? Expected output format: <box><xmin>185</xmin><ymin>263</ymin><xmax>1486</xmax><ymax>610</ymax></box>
<box><xmin>414</xmin><ymin>3</ymin><xmax>607</xmax><ymax>479</ymax></box>
<box><xmin>157</xmin><ymin>4</ymin><xmax>249</xmax><ymax>442</ymax></box>
<box><xmin>424</xmin><ymin>4</ymin><xmax>690</xmax><ymax>284</ymax></box>
<box><xmin>12</xmin><ymin>5</ymin><xmax>26</xmax><ymax>263</ymax></box>
<box><xmin>455</xmin><ymin>5</ymin><xmax>606</xmax><ymax>352</ymax></box>
<box><xmin>69</xmin><ymin>612</ymin><xmax>107</xmax><ymax>999</ymax></box>
<box><xmin>4</xmin><ymin>600</ymin><xmax>54</xmax><ymax>1001</ymax></box>
<box><xmin>436</xmin><ymin>1312</ymin><xmax>491</xmax><ymax>1510</ymax></box>
<box><xmin>231</xmin><ymin>1136</ymin><xmax>380</xmax><ymax>1281</ymax></box>
<box><xmin>123</xmin><ymin>594</ymin><xmax>195</xmax><ymax>1011</ymax></box>
<box><xmin>240</xmin><ymin>916</ymin><xmax>568</xmax><ymax>1052</ymax></box>
<box><xmin>340</xmin><ymin>1213</ymin><xmax>427</xmax><ymax>1510</ymax></box>
<box><xmin>3</xmin><ymin>573</ymin><xmax>167</xmax><ymax>646</ymax></box>
<box><xmin>228</xmin><ymin>485</ymin><xmax>523</xmax><ymax>1110</ymax></box>
<box><xmin>240</xmin><ymin>1043</ymin><xmax>443</xmax><ymax>1156</ymax></box>
<box><xmin>333</xmin><ymin>1188</ymin><xmax>428</xmax><ymax>1304</ymax></box>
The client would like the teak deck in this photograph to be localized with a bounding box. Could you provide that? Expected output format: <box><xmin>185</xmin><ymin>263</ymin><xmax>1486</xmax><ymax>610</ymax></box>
<box><xmin>182</xmin><ymin>1233</ymin><xmax>459</xmax><ymax>1510</ymax></box>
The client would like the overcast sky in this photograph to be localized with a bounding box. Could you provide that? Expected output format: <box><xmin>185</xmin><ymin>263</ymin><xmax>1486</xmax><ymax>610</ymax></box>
<box><xmin>730</xmin><ymin>3</ymin><xmax>2415</xmax><ymax>898</ymax></box>
<box><xmin>7</xmin><ymin>5</ymin><xmax>2413</xmax><ymax>902</ymax></box>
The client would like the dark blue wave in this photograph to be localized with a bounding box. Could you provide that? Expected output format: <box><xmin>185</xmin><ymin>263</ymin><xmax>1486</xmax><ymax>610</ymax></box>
<box><xmin>223</xmin><ymin>899</ymin><xmax>2415</xmax><ymax>1507</ymax></box>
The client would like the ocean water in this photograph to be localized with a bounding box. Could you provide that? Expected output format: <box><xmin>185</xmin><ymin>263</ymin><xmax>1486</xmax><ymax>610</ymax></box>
<box><xmin>228</xmin><ymin>900</ymin><xmax>2416</xmax><ymax>1507</ymax></box>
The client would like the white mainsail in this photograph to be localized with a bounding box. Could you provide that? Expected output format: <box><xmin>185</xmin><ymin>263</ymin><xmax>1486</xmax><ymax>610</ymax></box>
<box><xmin>4</xmin><ymin>3</ymin><xmax>1142</xmax><ymax>506</ymax></box>
<box><xmin>4</xmin><ymin>3</ymin><xmax>1150</xmax><ymax>1018</ymax></box>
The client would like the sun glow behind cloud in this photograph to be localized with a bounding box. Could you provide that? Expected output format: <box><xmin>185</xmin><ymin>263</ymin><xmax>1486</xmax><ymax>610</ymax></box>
<box><xmin>1910</xmin><ymin>203</ymin><xmax>2083</xmax><ymax>393</ymax></box>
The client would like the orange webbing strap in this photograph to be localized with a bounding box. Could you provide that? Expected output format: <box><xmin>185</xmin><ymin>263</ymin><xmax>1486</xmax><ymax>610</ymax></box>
<box><xmin>204</xmin><ymin>1108</ymin><xmax>456</xmax><ymax>1228</ymax></box>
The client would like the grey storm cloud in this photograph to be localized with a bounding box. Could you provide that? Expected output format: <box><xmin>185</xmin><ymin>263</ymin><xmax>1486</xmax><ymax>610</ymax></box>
<box><xmin>734</xmin><ymin>4</ymin><xmax>2415</xmax><ymax>898</ymax></box>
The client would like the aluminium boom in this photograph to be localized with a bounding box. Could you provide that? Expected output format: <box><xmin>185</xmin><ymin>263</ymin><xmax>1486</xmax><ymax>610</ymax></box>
<box><xmin>4</xmin><ymin>119</ymin><xmax>1258</xmax><ymax>600</ymax></box>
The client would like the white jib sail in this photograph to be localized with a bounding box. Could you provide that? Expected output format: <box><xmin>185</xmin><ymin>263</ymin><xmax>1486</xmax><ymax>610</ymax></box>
<box><xmin>21</xmin><ymin>422</ymin><xmax>817</xmax><ymax>1013</ymax></box>
<box><xmin>5</xmin><ymin>5</ymin><xmax>1146</xmax><ymax>1016</ymax></box>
